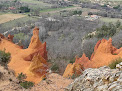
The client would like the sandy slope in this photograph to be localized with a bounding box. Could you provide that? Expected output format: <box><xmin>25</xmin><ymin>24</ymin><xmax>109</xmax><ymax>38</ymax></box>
<box><xmin>31</xmin><ymin>73</ymin><xmax>73</xmax><ymax>91</ymax></box>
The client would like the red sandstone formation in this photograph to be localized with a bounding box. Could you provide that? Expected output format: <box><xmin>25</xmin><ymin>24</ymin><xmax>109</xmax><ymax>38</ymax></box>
<box><xmin>63</xmin><ymin>63</ymin><xmax>84</xmax><ymax>78</ymax></box>
<box><xmin>0</xmin><ymin>27</ymin><xmax>48</xmax><ymax>84</ymax></box>
<box><xmin>63</xmin><ymin>38</ymin><xmax>122</xmax><ymax>78</ymax></box>
<box><xmin>89</xmin><ymin>38</ymin><xmax>122</xmax><ymax>68</ymax></box>
<box><xmin>75</xmin><ymin>53</ymin><xmax>90</xmax><ymax>68</ymax></box>
<box><xmin>63</xmin><ymin>53</ymin><xmax>88</xmax><ymax>78</ymax></box>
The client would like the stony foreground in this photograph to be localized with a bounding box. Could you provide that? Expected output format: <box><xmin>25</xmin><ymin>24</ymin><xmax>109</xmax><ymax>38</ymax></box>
<box><xmin>65</xmin><ymin>62</ymin><xmax>122</xmax><ymax>91</ymax></box>
<box><xmin>0</xmin><ymin>65</ymin><xmax>73</xmax><ymax>91</ymax></box>
<box><xmin>0</xmin><ymin>66</ymin><xmax>22</xmax><ymax>91</ymax></box>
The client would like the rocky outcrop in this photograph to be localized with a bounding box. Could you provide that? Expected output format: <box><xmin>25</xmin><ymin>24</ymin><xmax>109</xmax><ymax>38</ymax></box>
<box><xmin>65</xmin><ymin>62</ymin><xmax>122</xmax><ymax>91</ymax></box>
<box><xmin>63</xmin><ymin>38</ymin><xmax>122</xmax><ymax>78</ymax></box>
<box><xmin>0</xmin><ymin>27</ymin><xmax>48</xmax><ymax>84</ymax></box>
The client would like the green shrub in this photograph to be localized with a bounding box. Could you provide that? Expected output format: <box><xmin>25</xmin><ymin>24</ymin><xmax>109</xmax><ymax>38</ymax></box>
<box><xmin>69</xmin><ymin>60</ymin><xmax>74</xmax><ymax>64</ymax></box>
<box><xmin>0</xmin><ymin>50</ymin><xmax>11</xmax><ymax>64</ymax></box>
<box><xmin>17</xmin><ymin>72</ymin><xmax>26</xmax><ymax>81</ymax></box>
<box><xmin>51</xmin><ymin>63</ymin><xmax>59</xmax><ymax>72</ymax></box>
<box><xmin>109</xmin><ymin>57</ymin><xmax>122</xmax><ymax>69</ymax></box>
<box><xmin>14</xmin><ymin>33</ymin><xmax>29</xmax><ymax>40</ymax></box>
<box><xmin>69</xmin><ymin>57</ymin><xmax>75</xmax><ymax>64</ymax></box>
<box><xmin>19</xmin><ymin>6</ymin><xmax>30</xmax><ymax>13</ymax></box>
<box><xmin>85</xmin><ymin>22</ymin><xmax>122</xmax><ymax>39</ymax></box>
<box><xmin>20</xmin><ymin>81</ymin><xmax>34</xmax><ymax>89</ymax></box>
<box><xmin>113</xmin><ymin>53</ymin><xmax>117</xmax><ymax>55</ymax></box>
<box><xmin>17</xmin><ymin>73</ymin><xmax>34</xmax><ymax>89</ymax></box>
<box><xmin>113</xmin><ymin>5</ymin><xmax>120</xmax><ymax>9</ymax></box>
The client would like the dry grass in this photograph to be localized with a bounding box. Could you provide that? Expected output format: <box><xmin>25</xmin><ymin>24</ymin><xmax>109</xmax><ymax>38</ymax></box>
<box><xmin>0</xmin><ymin>14</ymin><xmax>26</xmax><ymax>24</ymax></box>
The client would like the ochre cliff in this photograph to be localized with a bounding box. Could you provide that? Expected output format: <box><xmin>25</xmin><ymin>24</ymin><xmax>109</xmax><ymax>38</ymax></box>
<box><xmin>63</xmin><ymin>38</ymin><xmax>122</xmax><ymax>78</ymax></box>
<box><xmin>0</xmin><ymin>27</ymin><xmax>48</xmax><ymax>84</ymax></box>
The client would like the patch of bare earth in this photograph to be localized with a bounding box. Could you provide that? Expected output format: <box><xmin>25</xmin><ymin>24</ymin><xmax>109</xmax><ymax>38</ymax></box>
<box><xmin>31</xmin><ymin>73</ymin><xmax>73</xmax><ymax>91</ymax></box>
<box><xmin>0</xmin><ymin>14</ymin><xmax>26</xmax><ymax>24</ymax></box>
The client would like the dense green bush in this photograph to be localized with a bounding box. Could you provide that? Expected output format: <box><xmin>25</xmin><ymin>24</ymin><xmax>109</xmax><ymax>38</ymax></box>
<box><xmin>17</xmin><ymin>72</ymin><xmax>27</xmax><ymax>81</ymax></box>
<box><xmin>109</xmin><ymin>58</ymin><xmax>122</xmax><ymax>69</ymax></box>
<box><xmin>19</xmin><ymin>6</ymin><xmax>30</xmax><ymax>13</ymax></box>
<box><xmin>85</xmin><ymin>21</ymin><xmax>122</xmax><ymax>39</ymax></box>
<box><xmin>17</xmin><ymin>73</ymin><xmax>34</xmax><ymax>89</ymax></box>
<box><xmin>20</xmin><ymin>81</ymin><xmax>34</xmax><ymax>89</ymax></box>
<box><xmin>113</xmin><ymin>5</ymin><xmax>120</xmax><ymax>9</ymax></box>
<box><xmin>0</xmin><ymin>50</ymin><xmax>11</xmax><ymax>64</ymax></box>
<box><xmin>72</xmin><ymin>10</ymin><xmax>82</xmax><ymax>15</ymax></box>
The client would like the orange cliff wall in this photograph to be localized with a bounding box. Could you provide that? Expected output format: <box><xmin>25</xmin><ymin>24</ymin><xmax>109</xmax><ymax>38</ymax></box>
<box><xmin>0</xmin><ymin>27</ymin><xmax>48</xmax><ymax>84</ymax></box>
<box><xmin>63</xmin><ymin>38</ymin><xmax>122</xmax><ymax>78</ymax></box>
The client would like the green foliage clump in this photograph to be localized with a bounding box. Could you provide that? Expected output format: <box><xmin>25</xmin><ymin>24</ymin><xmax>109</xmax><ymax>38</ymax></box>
<box><xmin>116</xmin><ymin>20</ymin><xmax>121</xmax><ymax>28</ymax></box>
<box><xmin>113</xmin><ymin>53</ymin><xmax>117</xmax><ymax>55</ymax></box>
<box><xmin>69</xmin><ymin>60</ymin><xmax>74</xmax><ymax>64</ymax></box>
<box><xmin>14</xmin><ymin>33</ymin><xmax>29</xmax><ymax>40</ymax></box>
<box><xmin>72</xmin><ymin>10</ymin><xmax>82</xmax><ymax>15</ymax></box>
<box><xmin>85</xmin><ymin>21</ymin><xmax>122</xmax><ymax>39</ymax></box>
<box><xmin>51</xmin><ymin>63</ymin><xmax>59</xmax><ymax>72</ymax></box>
<box><xmin>19</xmin><ymin>6</ymin><xmax>30</xmax><ymax>13</ymax></box>
<box><xmin>96</xmin><ymin>23</ymin><xmax>116</xmax><ymax>38</ymax></box>
<box><xmin>0</xmin><ymin>49</ymin><xmax>11</xmax><ymax>64</ymax></box>
<box><xmin>113</xmin><ymin>5</ymin><xmax>120</xmax><ymax>9</ymax></box>
<box><xmin>17</xmin><ymin>72</ymin><xmax>27</xmax><ymax>81</ymax></box>
<box><xmin>69</xmin><ymin>57</ymin><xmax>75</xmax><ymax>64</ymax></box>
<box><xmin>109</xmin><ymin>57</ymin><xmax>122</xmax><ymax>69</ymax></box>
<box><xmin>17</xmin><ymin>73</ymin><xmax>34</xmax><ymax>89</ymax></box>
<box><xmin>20</xmin><ymin>81</ymin><xmax>34</xmax><ymax>89</ymax></box>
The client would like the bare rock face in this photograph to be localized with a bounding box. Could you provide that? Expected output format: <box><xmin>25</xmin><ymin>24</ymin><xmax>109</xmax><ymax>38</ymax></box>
<box><xmin>65</xmin><ymin>63</ymin><xmax>122</xmax><ymax>91</ymax></box>
<box><xmin>0</xmin><ymin>27</ymin><xmax>48</xmax><ymax>84</ymax></box>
